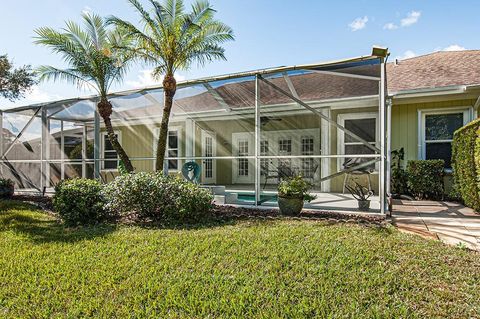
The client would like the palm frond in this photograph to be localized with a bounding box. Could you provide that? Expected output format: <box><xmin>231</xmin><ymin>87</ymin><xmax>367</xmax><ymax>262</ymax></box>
<box><xmin>36</xmin><ymin>65</ymin><xmax>97</xmax><ymax>92</ymax></box>
<box><xmin>83</xmin><ymin>12</ymin><xmax>108</xmax><ymax>50</ymax></box>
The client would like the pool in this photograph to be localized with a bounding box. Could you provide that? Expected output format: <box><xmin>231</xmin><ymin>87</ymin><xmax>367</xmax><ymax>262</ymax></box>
<box><xmin>236</xmin><ymin>193</ymin><xmax>278</xmax><ymax>204</ymax></box>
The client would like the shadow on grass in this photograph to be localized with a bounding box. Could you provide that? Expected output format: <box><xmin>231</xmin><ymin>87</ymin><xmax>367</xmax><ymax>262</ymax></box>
<box><xmin>0</xmin><ymin>200</ymin><xmax>116</xmax><ymax>244</ymax></box>
<box><xmin>0</xmin><ymin>200</ymin><xmax>391</xmax><ymax>244</ymax></box>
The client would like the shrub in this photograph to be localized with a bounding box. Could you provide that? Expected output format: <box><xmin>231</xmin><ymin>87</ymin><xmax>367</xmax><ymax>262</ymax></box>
<box><xmin>406</xmin><ymin>160</ymin><xmax>444</xmax><ymax>200</ymax></box>
<box><xmin>390</xmin><ymin>148</ymin><xmax>408</xmax><ymax>195</ymax></box>
<box><xmin>53</xmin><ymin>178</ymin><xmax>106</xmax><ymax>226</ymax></box>
<box><xmin>452</xmin><ymin>118</ymin><xmax>480</xmax><ymax>211</ymax></box>
<box><xmin>0</xmin><ymin>178</ymin><xmax>14</xmax><ymax>198</ymax></box>
<box><xmin>102</xmin><ymin>172</ymin><xmax>213</xmax><ymax>222</ymax></box>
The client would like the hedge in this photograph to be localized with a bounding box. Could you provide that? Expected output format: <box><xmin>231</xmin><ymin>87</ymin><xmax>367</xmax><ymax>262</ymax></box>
<box><xmin>406</xmin><ymin>160</ymin><xmax>444</xmax><ymax>200</ymax></box>
<box><xmin>452</xmin><ymin>118</ymin><xmax>480</xmax><ymax>211</ymax></box>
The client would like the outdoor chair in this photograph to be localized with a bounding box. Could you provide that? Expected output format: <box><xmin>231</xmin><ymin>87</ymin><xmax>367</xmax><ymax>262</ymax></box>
<box><xmin>342</xmin><ymin>157</ymin><xmax>373</xmax><ymax>194</ymax></box>
<box><xmin>262</xmin><ymin>161</ymin><xmax>297</xmax><ymax>189</ymax></box>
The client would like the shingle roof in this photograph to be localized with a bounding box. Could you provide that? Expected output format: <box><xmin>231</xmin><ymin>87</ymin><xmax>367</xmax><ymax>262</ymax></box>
<box><xmin>387</xmin><ymin>50</ymin><xmax>480</xmax><ymax>93</ymax></box>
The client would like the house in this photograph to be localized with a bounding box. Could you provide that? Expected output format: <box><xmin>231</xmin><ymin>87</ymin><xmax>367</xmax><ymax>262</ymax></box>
<box><xmin>1</xmin><ymin>49</ymin><xmax>479</xmax><ymax>213</ymax></box>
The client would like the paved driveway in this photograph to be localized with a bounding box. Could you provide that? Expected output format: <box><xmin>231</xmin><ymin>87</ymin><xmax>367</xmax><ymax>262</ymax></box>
<box><xmin>392</xmin><ymin>199</ymin><xmax>480</xmax><ymax>251</ymax></box>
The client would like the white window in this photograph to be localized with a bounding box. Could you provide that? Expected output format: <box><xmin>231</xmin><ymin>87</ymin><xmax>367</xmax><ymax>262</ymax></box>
<box><xmin>153</xmin><ymin>127</ymin><xmax>181</xmax><ymax>171</ymax></box>
<box><xmin>101</xmin><ymin>131</ymin><xmax>121</xmax><ymax>170</ymax></box>
<box><xmin>419</xmin><ymin>108</ymin><xmax>471</xmax><ymax>169</ymax></box>
<box><xmin>338</xmin><ymin>113</ymin><xmax>378</xmax><ymax>171</ymax></box>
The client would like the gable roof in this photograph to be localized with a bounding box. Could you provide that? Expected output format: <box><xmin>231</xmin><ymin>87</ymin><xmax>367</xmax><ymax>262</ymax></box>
<box><xmin>387</xmin><ymin>50</ymin><xmax>480</xmax><ymax>94</ymax></box>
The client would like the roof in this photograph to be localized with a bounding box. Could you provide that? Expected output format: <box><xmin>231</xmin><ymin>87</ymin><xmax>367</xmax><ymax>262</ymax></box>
<box><xmin>387</xmin><ymin>50</ymin><xmax>480</xmax><ymax>94</ymax></box>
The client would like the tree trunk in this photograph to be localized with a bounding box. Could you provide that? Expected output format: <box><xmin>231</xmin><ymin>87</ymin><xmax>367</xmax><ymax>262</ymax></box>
<box><xmin>155</xmin><ymin>74</ymin><xmax>177</xmax><ymax>172</ymax></box>
<box><xmin>97</xmin><ymin>98</ymin><xmax>134</xmax><ymax>173</ymax></box>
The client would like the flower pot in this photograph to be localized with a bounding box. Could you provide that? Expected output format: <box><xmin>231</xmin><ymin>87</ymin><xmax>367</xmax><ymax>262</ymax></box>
<box><xmin>278</xmin><ymin>196</ymin><xmax>304</xmax><ymax>216</ymax></box>
<box><xmin>357</xmin><ymin>200</ymin><xmax>370</xmax><ymax>211</ymax></box>
<box><xmin>0</xmin><ymin>184</ymin><xmax>14</xmax><ymax>198</ymax></box>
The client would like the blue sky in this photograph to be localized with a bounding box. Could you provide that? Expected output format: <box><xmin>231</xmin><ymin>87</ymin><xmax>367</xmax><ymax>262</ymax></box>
<box><xmin>1</xmin><ymin>0</ymin><xmax>479</xmax><ymax>109</ymax></box>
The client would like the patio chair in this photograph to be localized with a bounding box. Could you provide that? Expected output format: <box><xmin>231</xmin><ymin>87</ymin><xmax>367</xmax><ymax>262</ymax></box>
<box><xmin>181</xmin><ymin>161</ymin><xmax>202</xmax><ymax>184</ymax></box>
<box><xmin>262</xmin><ymin>162</ymin><xmax>297</xmax><ymax>189</ymax></box>
<box><xmin>342</xmin><ymin>157</ymin><xmax>373</xmax><ymax>194</ymax></box>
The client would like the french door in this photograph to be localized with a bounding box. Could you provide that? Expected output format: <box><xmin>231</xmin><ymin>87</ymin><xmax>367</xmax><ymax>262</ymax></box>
<box><xmin>201</xmin><ymin>130</ymin><xmax>216</xmax><ymax>184</ymax></box>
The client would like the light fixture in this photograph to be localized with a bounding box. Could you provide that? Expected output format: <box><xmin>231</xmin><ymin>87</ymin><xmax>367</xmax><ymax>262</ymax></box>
<box><xmin>372</xmin><ymin>46</ymin><xmax>389</xmax><ymax>58</ymax></box>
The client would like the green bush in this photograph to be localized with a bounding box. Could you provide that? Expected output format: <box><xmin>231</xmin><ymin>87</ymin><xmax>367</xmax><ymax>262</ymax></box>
<box><xmin>0</xmin><ymin>178</ymin><xmax>14</xmax><ymax>198</ymax></box>
<box><xmin>278</xmin><ymin>175</ymin><xmax>316</xmax><ymax>202</ymax></box>
<box><xmin>53</xmin><ymin>178</ymin><xmax>106</xmax><ymax>226</ymax></box>
<box><xmin>102</xmin><ymin>172</ymin><xmax>213</xmax><ymax>222</ymax></box>
<box><xmin>391</xmin><ymin>148</ymin><xmax>408</xmax><ymax>195</ymax></box>
<box><xmin>452</xmin><ymin>118</ymin><xmax>480</xmax><ymax>211</ymax></box>
<box><xmin>406</xmin><ymin>160</ymin><xmax>444</xmax><ymax>200</ymax></box>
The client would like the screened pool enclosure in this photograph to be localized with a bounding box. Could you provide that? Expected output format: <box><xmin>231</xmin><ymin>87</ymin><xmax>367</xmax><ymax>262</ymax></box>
<box><xmin>0</xmin><ymin>49</ymin><xmax>390</xmax><ymax>214</ymax></box>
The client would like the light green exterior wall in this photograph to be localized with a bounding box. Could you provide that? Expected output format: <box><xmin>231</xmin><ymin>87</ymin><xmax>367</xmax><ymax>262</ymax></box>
<box><xmin>391</xmin><ymin>98</ymin><xmax>477</xmax><ymax>192</ymax></box>
<box><xmin>105</xmin><ymin>96</ymin><xmax>477</xmax><ymax>192</ymax></box>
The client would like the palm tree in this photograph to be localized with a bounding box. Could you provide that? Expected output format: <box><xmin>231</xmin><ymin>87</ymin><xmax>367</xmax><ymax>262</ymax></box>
<box><xmin>108</xmin><ymin>0</ymin><xmax>234</xmax><ymax>171</ymax></box>
<box><xmin>34</xmin><ymin>12</ymin><xmax>135</xmax><ymax>172</ymax></box>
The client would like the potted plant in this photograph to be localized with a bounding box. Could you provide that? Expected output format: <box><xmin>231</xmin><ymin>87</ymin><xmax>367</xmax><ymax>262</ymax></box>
<box><xmin>277</xmin><ymin>176</ymin><xmax>316</xmax><ymax>216</ymax></box>
<box><xmin>0</xmin><ymin>178</ymin><xmax>14</xmax><ymax>198</ymax></box>
<box><xmin>345</xmin><ymin>181</ymin><xmax>374</xmax><ymax>211</ymax></box>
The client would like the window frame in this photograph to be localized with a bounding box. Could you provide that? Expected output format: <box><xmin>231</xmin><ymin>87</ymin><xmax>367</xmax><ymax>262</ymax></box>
<box><xmin>153</xmin><ymin>126</ymin><xmax>182</xmax><ymax>172</ymax></box>
<box><xmin>418</xmin><ymin>107</ymin><xmax>472</xmax><ymax>171</ymax></box>
<box><xmin>337</xmin><ymin>112</ymin><xmax>379</xmax><ymax>172</ymax></box>
<box><xmin>100</xmin><ymin>130</ymin><xmax>121</xmax><ymax>172</ymax></box>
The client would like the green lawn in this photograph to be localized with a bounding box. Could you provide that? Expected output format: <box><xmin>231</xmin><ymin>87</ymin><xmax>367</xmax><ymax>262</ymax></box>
<box><xmin>0</xmin><ymin>200</ymin><xmax>479</xmax><ymax>318</ymax></box>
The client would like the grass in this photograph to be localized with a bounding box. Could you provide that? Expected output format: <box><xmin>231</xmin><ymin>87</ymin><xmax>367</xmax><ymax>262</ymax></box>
<box><xmin>0</xmin><ymin>200</ymin><xmax>479</xmax><ymax>318</ymax></box>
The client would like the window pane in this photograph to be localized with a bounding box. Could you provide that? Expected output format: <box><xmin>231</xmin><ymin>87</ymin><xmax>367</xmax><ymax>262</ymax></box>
<box><xmin>168</xmin><ymin>131</ymin><xmax>178</xmax><ymax>149</ymax></box>
<box><xmin>104</xmin><ymin>159</ymin><xmax>117</xmax><ymax>169</ymax></box>
<box><xmin>425</xmin><ymin>113</ymin><xmax>463</xmax><ymax>140</ymax></box>
<box><xmin>343</xmin><ymin>144</ymin><xmax>375</xmax><ymax>171</ymax></box>
<box><xmin>104</xmin><ymin>137</ymin><xmax>114</xmax><ymax>151</ymax></box>
<box><xmin>344</xmin><ymin>118</ymin><xmax>376</xmax><ymax>143</ymax></box>
<box><xmin>426</xmin><ymin>142</ymin><xmax>452</xmax><ymax>168</ymax></box>
<box><xmin>168</xmin><ymin>160</ymin><xmax>178</xmax><ymax>170</ymax></box>
<box><xmin>278</xmin><ymin>138</ymin><xmax>292</xmax><ymax>154</ymax></box>
<box><xmin>104</xmin><ymin>152</ymin><xmax>117</xmax><ymax>159</ymax></box>
<box><xmin>301</xmin><ymin>136</ymin><xmax>314</xmax><ymax>155</ymax></box>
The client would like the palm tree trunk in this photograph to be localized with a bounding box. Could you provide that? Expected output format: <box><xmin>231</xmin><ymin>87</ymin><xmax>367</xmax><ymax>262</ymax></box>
<box><xmin>155</xmin><ymin>74</ymin><xmax>177</xmax><ymax>172</ymax></box>
<box><xmin>97</xmin><ymin>98</ymin><xmax>134</xmax><ymax>173</ymax></box>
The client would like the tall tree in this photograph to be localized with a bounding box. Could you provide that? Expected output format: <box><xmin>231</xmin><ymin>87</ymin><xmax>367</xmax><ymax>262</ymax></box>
<box><xmin>34</xmin><ymin>12</ymin><xmax>135</xmax><ymax>172</ymax></box>
<box><xmin>0</xmin><ymin>55</ymin><xmax>36</xmax><ymax>101</ymax></box>
<box><xmin>109</xmin><ymin>0</ymin><xmax>234</xmax><ymax>171</ymax></box>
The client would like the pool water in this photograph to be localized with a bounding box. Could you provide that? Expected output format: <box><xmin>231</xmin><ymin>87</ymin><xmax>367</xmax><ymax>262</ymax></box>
<box><xmin>237</xmin><ymin>193</ymin><xmax>278</xmax><ymax>203</ymax></box>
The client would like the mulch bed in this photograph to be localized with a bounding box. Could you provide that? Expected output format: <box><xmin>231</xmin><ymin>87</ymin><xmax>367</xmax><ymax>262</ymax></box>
<box><xmin>212</xmin><ymin>205</ymin><xmax>387</xmax><ymax>226</ymax></box>
<box><xmin>6</xmin><ymin>195</ymin><xmax>387</xmax><ymax>227</ymax></box>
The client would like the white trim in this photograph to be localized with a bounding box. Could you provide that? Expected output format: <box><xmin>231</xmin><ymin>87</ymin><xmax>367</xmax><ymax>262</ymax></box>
<box><xmin>100</xmin><ymin>130</ymin><xmax>121</xmax><ymax>172</ymax></box>
<box><xmin>337</xmin><ymin>112</ymin><xmax>379</xmax><ymax>171</ymax></box>
<box><xmin>417</xmin><ymin>106</ymin><xmax>472</xmax><ymax>169</ymax></box>
<box><xmin>153</xmin><ymin>126</ymin><xmax>183</xmax><ymax>172</ymax></box>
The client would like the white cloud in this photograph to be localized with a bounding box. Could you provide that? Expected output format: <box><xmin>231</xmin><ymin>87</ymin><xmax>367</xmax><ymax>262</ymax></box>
<box><xmin>396</xmin><ymin>50</ymin><xmax>417</xmax><ymax>60</ymax></box>
<box><xmin>383</xmin><ymin>23</ymin><xmax>398</xmax><ymax>30</ymax></box>
<box><xmin>348</xmin><ymin>16</ymin><xmax>368</xmax><ymax>31</ymax></box>
<box><xmin>442</xmin><ymin>44</ymin><xmax>466</xmax><ymax>51</ymax></box>
<box><xmin>1</xmin><ymin>86</ymin><xmax>63</xmax><ymax>109</ymax></box>
<box><xmin>400</xmin><ymin>11</ymin><xmax>421</xmax><ymax>27</ymax></box>
<box><xmin>384</xmin><ymin>11</ymin><xmax>421</xmax><ymax>31</ymax></box>
<box><xmin>126</xmin><ymin>69</ymin><xmax>186</xmax><ymax>88</ymax></box>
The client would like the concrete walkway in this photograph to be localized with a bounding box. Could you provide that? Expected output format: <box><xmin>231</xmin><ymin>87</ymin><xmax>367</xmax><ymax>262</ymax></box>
<box><xmin>392</xmin><ymin>199</ymin><xmax>480</xmax><ymax>251</ymax></box>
